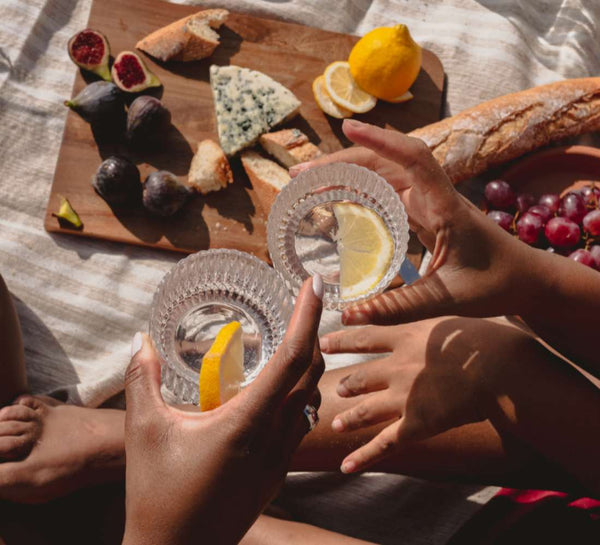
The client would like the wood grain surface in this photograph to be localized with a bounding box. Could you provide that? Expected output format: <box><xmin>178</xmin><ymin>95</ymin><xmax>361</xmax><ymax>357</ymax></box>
<box><xmin>45</xmin><ymin>0</ymin><xmax>445</xmax><ymax>261</ymax></box>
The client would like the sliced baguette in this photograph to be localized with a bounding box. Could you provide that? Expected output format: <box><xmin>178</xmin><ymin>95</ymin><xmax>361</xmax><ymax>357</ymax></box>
<box><xmin>188</xmin><ymin>139</ymin><xmax>233</xmax><ymax>194</ymax></box>
<box><xmin>136</xmin><ymin>9</ymin><xmax>229</xmax><ymax>62</ymax></box>
<box><xmin>241</xmin><ymin>151</ymin><xmax>290</xmax><ymax>214</ymax></box>
<box><xmin>259</xmin><ymin>129</ymin><xmax>323</xmax><ymax>168</ymax></box>
<box><xmin>409</xmin><ymin>77</ymin><xmax>600</xmax><ymax>183</ymax></box>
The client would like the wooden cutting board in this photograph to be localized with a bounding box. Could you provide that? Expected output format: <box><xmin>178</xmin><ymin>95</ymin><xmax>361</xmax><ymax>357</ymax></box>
<box><xmin>44</xmin><ymin>0</ymin><xmax>445</xmax><ymax>262</ymax></box>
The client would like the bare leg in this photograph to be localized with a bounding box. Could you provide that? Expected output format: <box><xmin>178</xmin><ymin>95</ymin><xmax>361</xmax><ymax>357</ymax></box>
<box><xmin>241</xmin><ymin>515</ymin><xmax>374</xmax><ymax>545</ymax></box>
<box><xmin>0</xmin><ymin>275</ymin><xmax>27</xmax><ymax>406</ymax></box>
<box><xmin>293</xmin><ymin>317</ymin><xmax>598</xmax><ymax>493</ymax></box>
<box><xmin>0</xmin><ymin>273</ymin><xmax>126</xmax><ymax>504</ymax></box>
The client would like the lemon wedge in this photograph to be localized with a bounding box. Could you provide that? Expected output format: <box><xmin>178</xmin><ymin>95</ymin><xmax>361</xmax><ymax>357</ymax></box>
<box><xmin>199</xmin><ymin>321</ymin><xmax>244</xmax><ymax>411</ymax></box>
<box><xmin>333</xmin><ymin>203</ymin><xmax>394</xmax><ymax>300</ymax></box>
<box><xmin>323</xmin><ymin>61</ymin><xmax>377</xmax><ymax>114</ymax></box>
<box><xmin>312</xmin><ymin>75</ymin><xmax>353</xmax><ymax>119</ymax></box>
<box><xmin>386</xmin><ymin>90</ymin><xmax>414</xmax><ymax>103</ymax></box>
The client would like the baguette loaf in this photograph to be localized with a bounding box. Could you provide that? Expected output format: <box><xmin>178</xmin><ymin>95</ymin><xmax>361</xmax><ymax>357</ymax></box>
<box><xmin>241</xmin><ymin>151</ymin><xmax>290</xmax><ymax>214</ymax></box>
<box><xmin>136</xmin><ymin>9</ymin><xmax>228</xmax><ymax>62</ymax></box>
<box><xmin>409</xmin><ymin>78</ymin><xmax>600</xmax><ymax>183</ymax></box>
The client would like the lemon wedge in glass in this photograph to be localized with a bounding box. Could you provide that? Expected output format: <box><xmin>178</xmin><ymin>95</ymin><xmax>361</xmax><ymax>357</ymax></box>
<box><xmin>333</xmin><ymin>203</ymin><xmax>394</xmax><ymax>300</ymax></box>
<box><xmin>324</xmin><ymin>61</ymin><xmax>377</xmax><ymax>114</ymax></box>
<box><xmin>199</xmin><ymin>321</ymin><xmax>244</xmax><ymax>411</ymax></box>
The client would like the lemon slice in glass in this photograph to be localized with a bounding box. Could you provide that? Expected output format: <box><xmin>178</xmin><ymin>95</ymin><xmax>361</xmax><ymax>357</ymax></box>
<box><xmin>333</xmin><ymin>203</ymin><xmax>394</xmax><ymax>300</ymax></box>
<box><xmin>324</xmin><ymin>61</ymin><xmax>377</xmax><ymax>114</ymax></box>
<box><xmin>313</xmin><ymin>75</ymin><xmax>353</xmax><ymax>119</ymax></box>
<box><xmin>199</xmin><ymin>321</ymin><xmax>244</xmax><ymax>411</ymax></box>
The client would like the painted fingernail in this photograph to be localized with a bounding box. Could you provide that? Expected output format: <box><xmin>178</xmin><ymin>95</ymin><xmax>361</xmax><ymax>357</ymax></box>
<box><xmin>312</xmin><ymin>274</ymin><xmax>324</xmax><ymax>300</ymax></box>
<box><xmin>332</xmin><ymin>418</ymin><xmax>344</xmax><ymax>432</ymax></box>
<box><xmin>131</xmin><ymin>332</ymin><xmax>143</xmax><ymax>358</ymax></box>
<box><xmin>341</xmin><ymin>460</ymin><xmax>356</xmax><ymax>474</ymax></box>
<box><xmin>319</xmin><ymin>336</ymin><xmax>330</xmax><ymax>352</ymax></box>
<box><xmin>342</xmin><ymin>310</ymin><xmax>369</xmax><ymax>326</ymax></box>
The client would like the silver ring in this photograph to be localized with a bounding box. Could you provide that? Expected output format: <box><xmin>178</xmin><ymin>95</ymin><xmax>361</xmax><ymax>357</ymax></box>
<box><xmin>303</xmin><ymin>404</ymin><xmax>319</xmax><ymax>432</ymax></box>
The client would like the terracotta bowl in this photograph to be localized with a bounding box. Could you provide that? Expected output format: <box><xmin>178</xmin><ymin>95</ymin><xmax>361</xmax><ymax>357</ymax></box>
<box><xmin>501</xmin><ymin>145</ymin><xmax>600</xmax><ymax>197</ymax></box>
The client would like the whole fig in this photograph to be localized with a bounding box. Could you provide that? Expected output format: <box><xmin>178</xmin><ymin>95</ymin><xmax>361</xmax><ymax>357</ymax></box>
<box><xmin>126</xmin><ymin>96</ymin><xmax>171</xmax><ymax>147</ymax></box>
<box><xmin>143</xmin><ymin>171</ymin><xmax>191</xmax><ymax>216</ymax></box>
<box><xmin>65</xmin><ymin>81</ymin><xmax>125</xmax><ymax>125</ymax></box>
<box><xmin>92</xmin><ymin>156</ymin><xmax>141</xmax><ymax>206</ymax></box>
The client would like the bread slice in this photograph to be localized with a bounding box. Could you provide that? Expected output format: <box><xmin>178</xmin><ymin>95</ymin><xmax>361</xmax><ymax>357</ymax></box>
<box><xmin>136</xmin><ymin>9</ymin><xmax>229</xmax><ymax>62</ymax></box>
<box><xmin>259</xmin><ymin>129</ymin><xmax>322</xmax><ymax>168</ymax></box>
<box><xmin>188</xmin><ymin>139</ymin><xmax>233</xmax><ymax>194</ymax></box>
<box><xmin>210</xmin><ymin>65</ymin><xmax>302</xmax><ymax>156</ymax></box>
<box><xmin>409</xmin><ymin>77</ymin><xmax>600</xmax><ymax>183</ymax></box>
<box><xmin>241</xmin><ymin>151</ymin><xmax>290</xmax><ymax>214</ymax></box>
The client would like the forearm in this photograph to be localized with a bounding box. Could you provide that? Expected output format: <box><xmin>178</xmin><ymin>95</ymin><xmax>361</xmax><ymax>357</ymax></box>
<box><xmin>520</xmin><ymin>247</ymin><xmax>600</xmax><ymax>376</ymax></box>
<box><xmin>241</xmin><ymin>515</ymin><xmax>375</xmax><ymax>545</ymax></box>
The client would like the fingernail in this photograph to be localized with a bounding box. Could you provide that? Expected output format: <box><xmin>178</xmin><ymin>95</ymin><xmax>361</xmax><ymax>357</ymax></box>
<box><xmin>312</xmin><ymin>274</ymin><xmax>324</xmax><ymax>300</ymax></box>
<box><xmin>343</xmin><ymin>119</ymin><xmax>366</xmax><ymax>129</ymax></box>
<box><xmin>341</xmin><ymin>460</ymin><xmax>356</xmax><ymax>474</ymax></box>
<box><xmin>131</xmin><ymin>332</ymin><xmax>143</xmax><ymax>358</ymax></box>
<box><xmin>332</xmin><ymin>418</ymin><xmax>344</xmax><ymax>432</ymax></box>
<box><xmin>336</xmin><ymin>382</ymin><xmax>350</xmax><ymax>397</ymax></box>
<box><xmin>319</xmin><ymin>336</ymin><xmax>330</xmax><ymax>352</ymax></box>
<box><xmin>342</xmin><ymin>310</ymin><xmax>369</xmax><ymax>326</ymax></box>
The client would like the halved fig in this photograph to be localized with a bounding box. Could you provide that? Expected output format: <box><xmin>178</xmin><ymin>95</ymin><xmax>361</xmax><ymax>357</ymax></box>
<box><xmin>68</xmin><ymin>29</ymin><xmax>111</xmax><ymax>81</ymax></box>
<box><xmin>111</xmin><ymin>52</ymin><xmax>161</xmax><ymax>93</ymax></box>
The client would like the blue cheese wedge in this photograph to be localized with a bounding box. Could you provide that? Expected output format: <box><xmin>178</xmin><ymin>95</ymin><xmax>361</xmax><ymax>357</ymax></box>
<box><xmin>210</xmin><ymin>65</ymin><xmax>302</xmax><ymax>156</ymax></box>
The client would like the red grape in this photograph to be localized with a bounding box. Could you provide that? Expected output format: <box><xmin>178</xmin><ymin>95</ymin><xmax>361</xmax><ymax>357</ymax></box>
<box><xmin>579</xmin><ymin>185</ymin><xmax>599</xmax><ymax>209</ymax></box>
<box><xmin>582</xmin><ymin>209</ymin><xmax>600</xmax><ymax>237</ymax></box>
<box><xmin>545</xmin><ymin>217</ymin><xmax>581</xmax><ymax>248</ymax></box>
<box><xmin>569</xmin><ymin>249</ymin><xmax>595</xmax><ymax>268</ymax></box>
<box><xmin>527</xmin><ymin>204</ymin><xmax>553</xmax><ymax>224</ymax></box>
<box><xmin>485</xmin><ymin>180</ymin><xmax>516</xmax><ymax>210</ymax></box>
<box><xmin>516</xmin><ymin>193</ymin><xmax>536</xmax><ymax>213</ymax></box>
<box><xmin>517</xmin><ymin>212</ymin><xmax>544</xmax><ymax>245</ymax></box>
<box><xmin>487</xmin><ymin>210</ymin><xmax>513</xmax><ymax>232</ymax></box>
<box><xmin>590</xmin><ymin>245</ymin><xmax>600</xmax><ymax>270</ymax></box>
<box><xmin>558</xmin><ymin>193</ymin><xmax>587</xmax><ymax>224</ymax></box>
<box><xmin>538</xmin><ymin>193</ymin><xmax>560</xmax><ymax>213</ymax></box>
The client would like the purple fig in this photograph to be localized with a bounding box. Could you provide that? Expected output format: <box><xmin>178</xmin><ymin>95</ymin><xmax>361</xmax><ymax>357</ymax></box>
<box><xmin>64</xmin><ymin>81</ymin><xmax>124</xmax><ymax>125</ymax></box>
<box><xmin>111</xmin><ymin>51</ymin><xmax>161</xmax><ymax>93</ymax></box>
<box><xmin>126</xmin><ymin>95</ymin><xmax>171</xmax><ymax>147</ymax></box>
<box><xmin>68</xmin><ymin>29</ymin><xmax>111</xmax><ymax>81</ymax></box>
<box><xmin>92</xmin><ymin>156</ymin><xmax>141</xmax><ymax>206</ymax></box>
<box><xmin>143</xmin><ymin>171</ymin><xmax>191</xmax><ymax>216</ymax></box>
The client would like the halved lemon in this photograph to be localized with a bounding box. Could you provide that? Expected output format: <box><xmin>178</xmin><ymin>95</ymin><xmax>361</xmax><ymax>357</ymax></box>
<box><xmin>385</xmin><ymin>90</ymin><xmax>414</xmax><ymax>103</ymax></box>
<box><xmin>323</xmin><ymin>61</ymin><xmax>377</xmax><ymax>114</ymax></box>
<box><xmin>199</xmin><ymin>321</ymin><xmax>244</xmax><ymax>411</ymax></box>
<box><xmin>333</xmin><ymin>203</ymin><xmax>394</xmax><ymax>300</ymax></box>
<box><xmin>312</xmin><ymin>75</ymin><xmax>353</xmax><ymax>119</ymax></box>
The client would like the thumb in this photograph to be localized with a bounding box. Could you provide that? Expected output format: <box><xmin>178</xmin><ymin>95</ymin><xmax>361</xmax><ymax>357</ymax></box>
<box><xmin>125</xmin><ymin>332</ymin><xmax>166</xmax><ymax>420</ymax></box>
<box><xmin>341</xmin><ymin>271</ymin><xmax>453</xmax><ymax>326</ymax></box>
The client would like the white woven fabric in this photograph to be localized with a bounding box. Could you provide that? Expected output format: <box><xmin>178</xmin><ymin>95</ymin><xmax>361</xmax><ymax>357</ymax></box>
<box><xmin>1</xmin><ymin>0</ymin><xmax>598</xmax><ymax>542</ymax></box>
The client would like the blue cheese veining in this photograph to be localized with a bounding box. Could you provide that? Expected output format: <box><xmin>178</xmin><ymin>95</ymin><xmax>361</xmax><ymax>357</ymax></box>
<box><xmin>210</xmin><ymin>65</ymin><xmax>301</xmax><ymax>156</ymax></box>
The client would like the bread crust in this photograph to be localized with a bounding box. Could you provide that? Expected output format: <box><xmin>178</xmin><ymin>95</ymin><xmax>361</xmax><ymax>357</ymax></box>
<box><xmin>241</xmin><ymin>151</ymin><xmax>290</xmax><ymax>214</ymax></box>
<box><xmin>260</xmin><ymin>129</ymin><xmax>322</xmax><ymax>167</ymax></box>
<box><xmin>188</xmin><ymin>139</ymin><xmax>232</xmax><ymax>194</ymax></box>
<box><xmin>409</xmin><ymin>77</ymin><xmax>600</xmax><ymax>183</ymax></box>
<box><xmin>136</xmin><ymin>9</ymin><xmax>228</xmax><ymax>62</ymax></box>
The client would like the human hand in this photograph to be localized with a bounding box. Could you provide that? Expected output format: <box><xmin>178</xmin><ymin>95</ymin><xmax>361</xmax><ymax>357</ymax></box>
<box><xmin>122</xmin><ymin>277</ymin><xmax>324</xmax><ymax>545</ymax></box>
<box><xmin>319</xmin><ymin>318</ymin><xmax>528</xmax><ymax>473</ymax></box>
<box><xmin>290</xmin><ymin>120</ymin><xmax>540</xmax><ymax>326</ymax></box>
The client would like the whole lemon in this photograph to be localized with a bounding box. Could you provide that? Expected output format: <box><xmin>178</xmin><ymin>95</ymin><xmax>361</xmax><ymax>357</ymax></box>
<box><xmin>348</xmin><ymin>24</ymin><xmax>422</xmax><ymax>101</ymax></box>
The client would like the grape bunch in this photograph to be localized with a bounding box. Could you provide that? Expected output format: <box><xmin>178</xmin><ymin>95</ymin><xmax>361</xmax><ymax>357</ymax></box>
<box><xmin>484</xmin><ymin>179</ymin><xmax>600</xmax><ymax>271</ymax></box>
